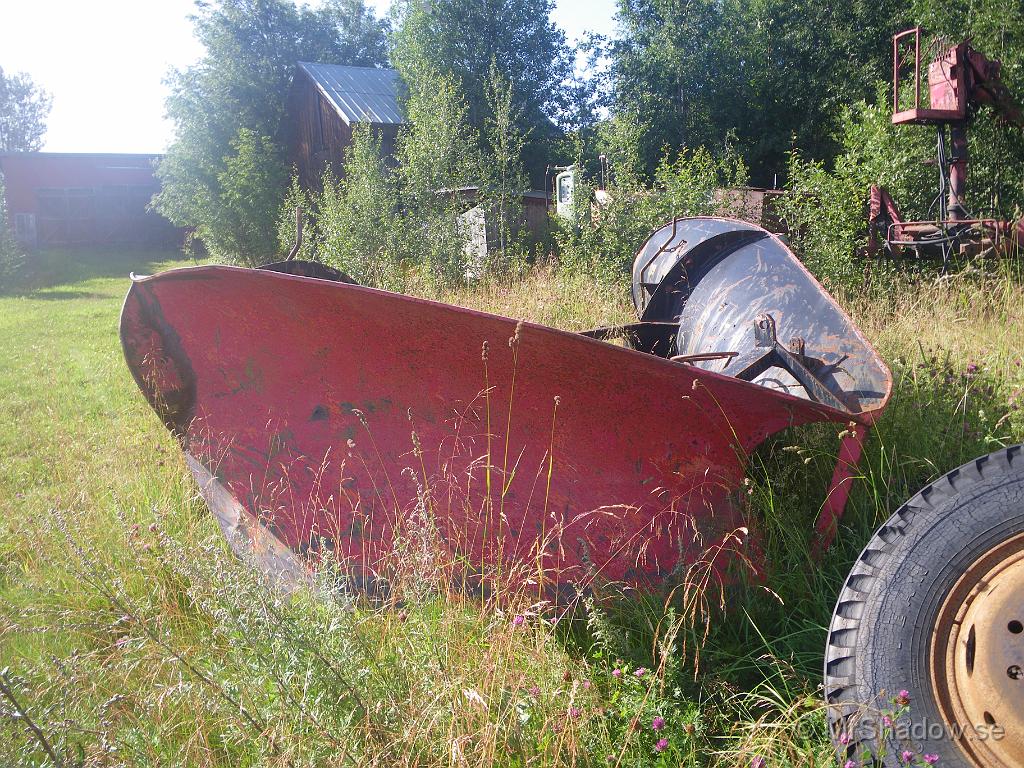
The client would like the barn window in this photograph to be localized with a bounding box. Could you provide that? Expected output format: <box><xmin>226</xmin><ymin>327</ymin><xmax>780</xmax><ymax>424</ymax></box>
<box><xmin>67</xmin><ymin>188</ymin><xmax>95</xmax><ymax>220</ymax></box>
<box><xmin>36</xmin><ymin>189</ymin><xmax>67</xmax><ymax>219</ymax></box>
<box><xmin>13</xmin><ymin>213</ymin><xmax>36</xmax><ymax>244</ymax></box>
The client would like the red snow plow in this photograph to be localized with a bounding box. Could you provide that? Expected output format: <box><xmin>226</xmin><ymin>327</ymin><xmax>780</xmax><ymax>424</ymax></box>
<box><xmin>121</xmin><ymin>217</ymin><xmax>890</xmax><ymax>594</ymax></box>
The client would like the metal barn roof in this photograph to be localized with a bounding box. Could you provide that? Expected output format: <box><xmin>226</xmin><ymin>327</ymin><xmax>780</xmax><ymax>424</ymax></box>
<box><xmin>297</xmin><ymin>62</ymin><xmax>405</xmax><ymax>126</ymax></box>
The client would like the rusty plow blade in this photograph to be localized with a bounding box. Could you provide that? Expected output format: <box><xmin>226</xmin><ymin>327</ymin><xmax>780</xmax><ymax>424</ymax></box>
<box><xmin>121</xmin><ymin>217</ymin><xmax>891</xmax><ymax>597</ymax></box>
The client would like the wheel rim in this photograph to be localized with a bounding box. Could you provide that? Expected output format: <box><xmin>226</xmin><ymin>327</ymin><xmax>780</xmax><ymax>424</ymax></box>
<box><xmin>931</xmin><ymin>531</ymin><xmax>1024</xmax><ymax>767</ymax></box>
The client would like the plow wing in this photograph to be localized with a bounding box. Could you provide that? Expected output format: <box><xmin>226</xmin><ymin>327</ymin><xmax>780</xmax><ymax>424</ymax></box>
<box><xmin>121</xmin><ymin>218</ymin><xmax>890</xmax><ymax>595</ymax></box>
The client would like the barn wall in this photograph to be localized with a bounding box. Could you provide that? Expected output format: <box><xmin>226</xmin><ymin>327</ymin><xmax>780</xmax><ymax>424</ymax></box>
<box><xmin>0</xmin><ymin>153</ymin><xmax>182</xmax><ymax>248</ymax></box>
<box><xmin>289</xmin><ymin>76</ymin><xmax>353</xmax><ymax>189</ymax></box>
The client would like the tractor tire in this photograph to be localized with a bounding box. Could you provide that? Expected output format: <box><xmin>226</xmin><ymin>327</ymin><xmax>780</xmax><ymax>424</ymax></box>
<box><xmin>825</xmin><ymin>444</ymin><xmax>1024</xmax><ymax>767</ymax></box>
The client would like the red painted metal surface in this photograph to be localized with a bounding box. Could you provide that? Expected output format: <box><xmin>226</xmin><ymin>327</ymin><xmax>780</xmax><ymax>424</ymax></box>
<box><xmin>815</xmin><ymin>424</ymin><xmax>869</xmax><ymax>552</ymax></box>
<box><xmin>121</xmin><ymin>222</ymin><xmax>890</xmax><ymax>595</ymax></box>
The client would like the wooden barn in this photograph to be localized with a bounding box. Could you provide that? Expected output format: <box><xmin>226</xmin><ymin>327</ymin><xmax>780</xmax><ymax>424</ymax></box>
<box><xmin>0</xmin><ymin>152</ymin><xmax>180</xmax><ymax>249</ymax></box>
<box><xmin>288</xmin><ymin>62</ymin><xmax>406</xmax><ymax>189</ymax></box>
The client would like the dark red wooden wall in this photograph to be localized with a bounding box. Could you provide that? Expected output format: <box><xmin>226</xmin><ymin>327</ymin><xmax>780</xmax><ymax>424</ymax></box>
<box><xmin>0</xmin><ymin>152</ymin><xmax>181</xmax><ymax>248</ymax></box>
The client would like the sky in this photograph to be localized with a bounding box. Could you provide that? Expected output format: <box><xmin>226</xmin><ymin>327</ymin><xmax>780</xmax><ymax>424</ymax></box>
<box><xmin>0</xmin><ymin>0</ymin><xmax>618</xmax><ymax>154</ymax></box>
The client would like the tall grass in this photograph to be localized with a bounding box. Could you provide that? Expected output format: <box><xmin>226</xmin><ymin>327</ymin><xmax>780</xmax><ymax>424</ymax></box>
<box><xmin>0</xmin><ymin>251</ymin><xmax>1021</xmax><ymax>766</ymax></box>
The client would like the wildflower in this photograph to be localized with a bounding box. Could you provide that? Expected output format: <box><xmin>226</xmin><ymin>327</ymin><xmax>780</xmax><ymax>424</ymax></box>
<box><xmin>612</xmin><ymin>668</ymin><xmax>622</xmax><ymax>679</ymax></box>
<box><xmin>634</xmin><ymin>667</ymin><xmax>647</xmax><ymax>677</ymax></box>
<box><xmin>568</xmin><ymin>706</ymin><xmax>581</xmax><ymax>719</ymax></box>
<box><xmin>882</xmin><ymin>715</ymin><xmax>893</xmax><ymax>727</ymax></box>
<box><xmin>896</xmin><ymin>689</ymin><xmax>911</xmax><ymax>706</ymax></box>
<box><xmin>922</xmin><ymin>756</ymin><xmax>939</xmax><ymax>765</ymax></box>
<box><xmin>651</xmin><ymin>716</ymin><xmax>666</xmax><ymax>731</ymax></box>
<box><xmin>844</xmin><ymin>761</ymin><xmax>857</xmax><ymax>768</ymax></box>
<box><xmin>750</xmin><ymin>756</ymin><xmax>765</xmax><ymax>768</ymax></box>
<box><xmin>582</xmin><ymin>680</ymin><xmax>591</xmax><ymax>690</ymax></box>
<box><xmin>528</xmin><ymin>685</ymin><xmax>540</xmax><ymax>697</ymax></box>
<box><xmin>966</xmin><ymin>363</ymin><xmax>978</xmax><ymax>374</ymax></box>
<box><xmin>512</xmin><ymin>614</ymin><xmax>525</xmax><ymax>627</ymax></box>
<box><xmin>839</xmin><ymin>733</ymin><xmax>850</xmax><ymax>745</ymax></box>
<box><xmin>901</xmin><ymin>750</ymin><xmax>914</xmax><ymax>763</ymax></box>
<box><xmin>655</xmin><ymin>738</ymin><xmax>668</xmax><ymax>753</ymax></box>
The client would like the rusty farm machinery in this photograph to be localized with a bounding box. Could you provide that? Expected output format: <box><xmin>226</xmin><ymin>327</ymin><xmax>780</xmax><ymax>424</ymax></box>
<box><xmin>869</xmin><ymin>27</ymin><xmax>1024</xmax><ymax>269</ymax></box>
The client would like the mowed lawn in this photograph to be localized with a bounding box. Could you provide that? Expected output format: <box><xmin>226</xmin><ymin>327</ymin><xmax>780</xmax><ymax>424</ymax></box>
<box><xmin>0</xmin><ymin>250</ymin><xmax>1022</xmax><ymax>767</ymax></box>
<box><xmin>1</xmin><ymin>251</ymin><xmax>197</xmax><ymax>602</ymax></box>
<box><xmin>0</xmin><ymin>253</ymin><xmax>210</xmax><ymax>739</ymax></box>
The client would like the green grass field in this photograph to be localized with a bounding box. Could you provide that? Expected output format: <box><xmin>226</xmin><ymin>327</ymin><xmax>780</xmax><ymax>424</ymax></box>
<box><xmin>1</xmin><ymin>251</ymin><xmax>1022</xmax><ymax>767</ymax></box>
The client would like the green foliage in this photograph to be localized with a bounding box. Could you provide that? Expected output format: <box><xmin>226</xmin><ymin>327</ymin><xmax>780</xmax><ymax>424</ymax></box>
<box><xmin>320</xmin><ymin>0</ymin><xmax>391</xmax><ymax>65</ymax></box>
<box><xmin>275</xmin><ymin>176</ymin><xmax>316</xmax><ymax>261</ymax></box>
<box><xmin>0</xmin><ymin>172</ymin><xmax>25</xmax><ymax>287</ymax></box>
<box><xmin>211</xmin><ymin>128</ymin><xmax>290</xmax><ymax>264</ymax></box>
<box><xmin>391</xmin><ymin>0</ymin><xmax>572</xmax><ymax>180</ymax></box>
<box><xmin>290</xmin><ymin>65</ymin><xmax>533</xmax><ymax>291</ymax></box>
<box><xmin>316</xmin><ymin>128</ymin><xmax>405</xmax><ymax>289</ymax></box>
<box><xmin>0</xmin><ymin>66</ymin><xmax>51</xmax><ymax>152</ymax></box>
<box><xmin>610</xmin><ymin>0</ymin><xmax>908</xmax><ymax>182</ymax></box>
<box><xmin>554</xmin><ymin>145</ymin><xmax>748</xmax><ymax>283</ymax></box>
<box><xmin>779</xmin><ymin>86</ymin><xmax>935</xmax><ymax>285</ymax></box>
<box><xmin>154</xmin><ymin>0</ymin><xmax>388</xmax><ymax>265</ymax></box>
<box><xmin>477</xmin><ymin>64</ymin><xmax>531</xmax><ymax>275</ymax></box>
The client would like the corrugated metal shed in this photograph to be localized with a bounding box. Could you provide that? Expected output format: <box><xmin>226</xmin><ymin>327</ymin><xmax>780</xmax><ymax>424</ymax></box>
<box><xmin>297</xmin><ymin>62</ymin><xmax>405</xmax><ymax>126</ymax></box>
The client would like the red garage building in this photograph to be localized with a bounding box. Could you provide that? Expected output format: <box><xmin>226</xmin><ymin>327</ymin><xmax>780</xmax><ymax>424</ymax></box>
<box><xmin>0</xmin><ymin>152</ymin><xmax>181</xmax><ymax>248</ymax></box>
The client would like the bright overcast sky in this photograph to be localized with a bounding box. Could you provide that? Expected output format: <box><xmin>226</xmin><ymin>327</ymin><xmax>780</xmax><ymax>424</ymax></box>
<box><xmin>0</xmin><ymin>0</ymin><xmax>618</xmax><ymax>154</ymax></box>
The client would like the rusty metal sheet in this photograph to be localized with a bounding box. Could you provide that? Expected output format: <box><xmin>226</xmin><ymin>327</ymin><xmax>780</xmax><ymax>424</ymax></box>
<box><xmin>121</xmin><ymin>218</ymin><xmax>890</xmax><ymax>594</ymax></box>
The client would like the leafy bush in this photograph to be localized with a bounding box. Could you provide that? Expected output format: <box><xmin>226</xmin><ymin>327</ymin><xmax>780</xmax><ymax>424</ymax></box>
<box><xmin>275</xmin><ymin>176</ymin><xmax>316</xmax><ymax>262</ymax></box>
<box><xmin>280</xmin><ymin>66</ymin><xmax>534</xmax><ymax>292</ymax></box>
<box><xmin>476</xmin><ymin>64</ymin><xmax>531</xmax><ymax>278</ymax></box>
<box><xmin>0</xmin><ymin>173</ymin><xmax>25</xmax><ymax>288</ymax></box>
<box><xmin>316</xmin><ymin>128</ymin><xmax>406</xmax><ymax>290</ymax></box>
<box><xmin>778</xmin><ymin>85</ymin><xmax>934</xmax><ymax>286</ymax></box>
<box><xmin>552</xmin><ymin>143</ymin><xmax>749</xmax><ymax>284</ymax></box>
<box><xmin>211</xmin><ymin>128</ymin><xmax>290</xmax><ymax>266</ymax></box>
